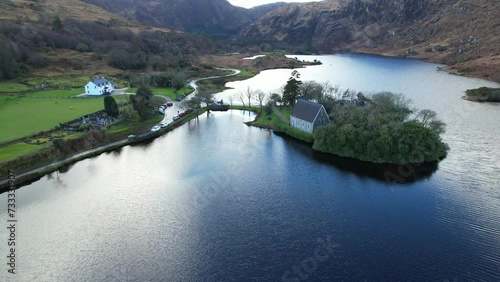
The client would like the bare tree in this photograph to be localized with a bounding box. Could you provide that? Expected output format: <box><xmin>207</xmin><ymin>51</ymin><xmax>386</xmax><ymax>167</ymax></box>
<box><xmin>243</xmin><ymin>86</ymin><xmax>255</xmax><ymax>107</ymax></box>
<box><xmin>238</xmin><ymin>92</ymin><xmax>246</xmax><ymax>107</ymax></box>
<box><xmin>321</xmin><ymin>82</ymin><xmax>341</xmax><ymax>100</ymax></box>
<box><xmin>256</xmin><ymin>91</ymin><xmax>266</xmax><ymax>108</ymax></box>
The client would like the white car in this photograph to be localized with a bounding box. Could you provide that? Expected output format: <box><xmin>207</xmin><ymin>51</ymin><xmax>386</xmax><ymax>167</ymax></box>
<box><xmin>160</xmin><ymin>122</ymin><xmax>168</xmax><ymax>128</ymax></box>
<box><xmin>173</xmin><ymin>115</ymin><xmax>180</xmax><ymax>121</ymax></box>
<box><xmin>150</xmin><ymin>125</ymin><xmax>161</xmax><ymax>132</ymax></box>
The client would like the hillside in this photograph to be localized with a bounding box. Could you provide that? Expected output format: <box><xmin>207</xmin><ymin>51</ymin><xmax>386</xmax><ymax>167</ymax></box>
<box><xmin>0</xmin><ymin>0</ymin><xmax>136</xmax><ymax>27</ymax></box>
<box><xmin>82</xmin><ymin>0</ymin><xmax>288</xmax><ymax>36</ymax></box>
<box><xmin>240</xmin><ymin>0</ymin><xmax>500</xmax><ymax>82</ymax></box>
<box><xmin>0</xmin><ymin>0</ymin><xmax>222</xmax><ymax>84</ymax></box>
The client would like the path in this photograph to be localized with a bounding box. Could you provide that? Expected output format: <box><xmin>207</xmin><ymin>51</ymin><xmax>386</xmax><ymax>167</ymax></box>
<box><xmin>273</xmin><ymin>108</ymin><xmax>290</xmax><ymax>124</ymax></box>
<box><xmin>186</xmin><ymin>68</ymin><xmax>241</xmax><ymax>99</ymax></box>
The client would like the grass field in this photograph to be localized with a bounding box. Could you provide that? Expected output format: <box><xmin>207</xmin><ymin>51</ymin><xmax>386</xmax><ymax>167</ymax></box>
<box><xmin>0</xmin><ymin>142</ymin><xmax>49</xmax><ymax>163</ymax></box>
<box><xmin>0</xmin><ymin>95</ymin><xmax>129</xmax><ymax>143</ymax></box>
<box><xmin>25</xmin><ymin>89</ymin><xmax>84</xmax><ymax>98</ymax></box>
<box><xmin>278</xmin><ymin>107</ymin><xmax>292</xmax><ymax>118</ymax></box>
<box><xmin>0</xmin><ymin>82</ymin><xmax>32</xmax><ymax>93</ymax></box>
<box><xmin>153</xmin><ymin>87</ymin><xmax>192</xmax><ymax>99</ymax></box>
<box><xmin>126</xmin><ymin>87</ymin><xmax>193</xmax><ymax>100</ymax></box>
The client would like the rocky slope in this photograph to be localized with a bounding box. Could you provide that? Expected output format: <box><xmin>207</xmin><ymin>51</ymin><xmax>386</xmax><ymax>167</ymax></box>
<box><xmin>82</xmin><ymin>0</ymin><xmax>289</xmax><ymax>35</ymax></box>
<box><xmin>240</xmin><ymin>0</ymin><xmax>500</xmax><ymax>81</ymax></box>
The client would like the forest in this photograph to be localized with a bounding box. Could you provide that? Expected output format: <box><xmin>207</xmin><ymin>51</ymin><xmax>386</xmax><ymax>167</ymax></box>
<box><xmin>313</xmin><ymin>92</ymin><xmax>449</xmax><ymax>164</ymax></box>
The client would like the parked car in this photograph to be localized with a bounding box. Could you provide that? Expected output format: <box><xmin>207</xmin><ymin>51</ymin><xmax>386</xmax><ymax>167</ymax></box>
<box><xmin>160</xmin><ymin>122</ymin><xmax>168</xmax><ymax>128</ymax></box>
<box><xmin>166</xmin><ymin>101</ymin><xmax>173</xmax><ymax>107</ymax></box>
<box><xmin>173</xmin><ymin>115</ymin><xmax>180</xmax><ymax>121</ymax></box>
<box><xmin>151</xmin><ymin>125</ymin><xmax>161</xmax><ymax>132</ymax></box>
<box><xmin>179</xmin><ymin>112</ymin><xmax>186</xmax><ymax>117</ymax></box>
<box><xmin>127</xmin><ymin>135</ymin><xmax>137</xmax><ymax>140</ymax></box>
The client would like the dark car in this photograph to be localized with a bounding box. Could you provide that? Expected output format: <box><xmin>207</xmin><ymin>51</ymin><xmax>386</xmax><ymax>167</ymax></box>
<box><xmin>166</xmin><ymin>101</ymin><xmax>173</xmax><ymax>107</ymax></box>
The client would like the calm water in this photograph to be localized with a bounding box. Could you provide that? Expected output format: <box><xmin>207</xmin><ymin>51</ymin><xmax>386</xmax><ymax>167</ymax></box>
<box><xmin>1</xmin><ymin>54</ymin><xmax>500</xmax><ymax>281</ymax></box>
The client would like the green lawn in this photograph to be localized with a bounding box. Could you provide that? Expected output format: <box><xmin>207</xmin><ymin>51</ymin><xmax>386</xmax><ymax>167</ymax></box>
<box><xmin>0</xmin><ymin>82</ymin><xmax>31</xmax><ymax>93</ymax></box>
<box><xmin>125</xmin><ymin>87</ymin><xmax>193</xmax><ymax>100</ymax></box>
<box><xmin>126</xmin><ymin>87</ymin><xmax>138</xmax><ymax>94</ymax></box>
<box><xmin>0</xmin><ymin>95</ymin><xmax>128</xmax><ymax>143</ymax></box>
<box><xmin>153</xmin><ymin>87</ymin><xmax>193</xmax><ymax>100</ymax></box>
<box><xmin>25</xmin><ymin>89</ymin><xmax>83</xmax><ymax>98</ymax></box>
<box><xmin>104</xmin><ymin>116</ymin><xmax>163</xmax><ymax>141</ymax></box>
<box><xmin>252</xmin><ymin>111</ymin><xmax>288</xmax><ymax>127</ymax></box>
<box><xmin>0</xmin><ymin>142</ymin><xmax>49</xmax><ymax>163</ymax></box>
<box><xmin>278</xmin><ymin>107</ymin><xmax>292</xmax><ymax>118</ymax></box>
<box><xmin>23</xmin><ymin>76</ymin><xmax>91</xmax><ymax>89</ymax></box>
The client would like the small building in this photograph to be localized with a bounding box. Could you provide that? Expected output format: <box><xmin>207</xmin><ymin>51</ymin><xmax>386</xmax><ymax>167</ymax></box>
<box><xmin>84</xmin><ymin>77</ymin><xmax>115</xmax><ymax>96</ymax></box>
<box><xmin>290</xmin><ymin>99</ymin><xmax>330</xmax><ymax>134</ymax></box>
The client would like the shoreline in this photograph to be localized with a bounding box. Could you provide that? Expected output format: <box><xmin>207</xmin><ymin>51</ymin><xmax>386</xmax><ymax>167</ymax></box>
<box><xmin>316</xmin><ymin>51</ymin><xmax>500</xmax><ymax>84</ymax></box>
<box><xmin>0</xmin><ymin>107</ymin><xmax>209</xmax><ymax>192</ymax></box>
<box><xmin>0</xmin><ymin>105</ymin><xmax>443</xmax><ymax>191</ymax></box>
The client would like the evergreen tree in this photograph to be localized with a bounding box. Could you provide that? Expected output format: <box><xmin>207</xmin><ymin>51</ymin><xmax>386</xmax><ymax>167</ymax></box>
<box><xmin>103</xmin><ymin>96</ymin><xmax>120</xmax><ymax>118</ymax></box>
<box><xmin>282</xmin><ymin>70</ymin><xmax>302</xmax><ymax>107</ymax></box>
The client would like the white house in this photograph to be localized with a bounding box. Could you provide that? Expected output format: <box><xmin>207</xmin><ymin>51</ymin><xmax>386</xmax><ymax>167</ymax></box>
<box><xmin>290</xmin><ymin>99</ymin><xmax>330</xmax><ymax>134</ymax></box>
<box><xmin>84</xmin><ymin>77</ymin><xmax>115</xmax><ymax>96</ymax></box>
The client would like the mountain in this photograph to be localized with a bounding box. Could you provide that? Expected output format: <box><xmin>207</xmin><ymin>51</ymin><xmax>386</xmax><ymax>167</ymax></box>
<box><xmin>82</xmin><ymin>0</ymin><xmax>289</xmax><ymax>36</ymax></box>
<box><xmin>0</xmin><ymin>0</ymin><xmax>220</xmax><ymax>80</ymax></box>
<box><xmin>240</xmin><ymin>0</ymin><xmax>500</xmax><ymax>81</ymax></box>
<box><xmin>0</xmin><ymin>0</ymin><xmax>136</xmax><ymax>27</ymax></box>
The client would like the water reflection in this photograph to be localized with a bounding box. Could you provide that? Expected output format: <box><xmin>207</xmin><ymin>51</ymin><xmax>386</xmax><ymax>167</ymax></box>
<box><xmin>275</xmin><ymin>132</ymin><xmax>439</xmax><ymax>183</ymax></box>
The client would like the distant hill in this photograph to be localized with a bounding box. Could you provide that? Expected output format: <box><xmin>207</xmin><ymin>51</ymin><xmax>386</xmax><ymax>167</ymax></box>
<box><xmin>0</xmin><ymin>0</ymin><xmax>220</xmax><ymax>80</ymax></box>
<box><xmin>82</xmin><ymin>0</ymin><xmax>289</xmax><ymax>35</ymax></box>
<box><xmin>240</xmin><ymin>0</ymin><xmax>500</xmax><ymax>81</ymax></box>
<box><xmin>0</xmin><ymin>0</ymin><xmax>136</xmax><ymax>27</ymax></box>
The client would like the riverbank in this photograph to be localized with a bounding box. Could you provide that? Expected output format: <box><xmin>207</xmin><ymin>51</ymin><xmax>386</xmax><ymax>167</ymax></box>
<box><xmin>462</xmin><ymin>87</ymin><xmax>500</xmax><ymax>102</ymax></box>
<box><xmin>0</xmin><ymin>107</ymin><xmax>209</xmax><ymax>191</ymax></box>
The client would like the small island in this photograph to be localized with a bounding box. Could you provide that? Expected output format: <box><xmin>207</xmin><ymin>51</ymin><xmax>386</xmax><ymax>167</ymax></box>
<box><xmin>463</xmin><ymin>87</ymin><xmax>500</xmax><ymax>102</ymax></box>
<box><xmin>249</xmin><ymin>71</ymin><xmax>449</xmax><ymax>165</ymax></box>
<box><xmin>312</xmin><ymin>92</ymin><xmax>449</xmax><ymax>165</ymax></box>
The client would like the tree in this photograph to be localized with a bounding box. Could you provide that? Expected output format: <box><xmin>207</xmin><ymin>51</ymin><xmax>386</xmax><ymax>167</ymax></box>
<box><xmin>103</xmin><ymin>96</ymin><xmax>119</xmax><ymax>118</ymax></box>
<box><xmin>195</xmin><ymin>88</ymin><xmax>214</xmax><ymax>106</ymax></box>
<box><xmin>130</xmin><ymin>86</ymin><xmax>156</xmax><ymax>119</ymax></box>
<box><xmin>256</xmin><ymin>90</ymin><xmax>266</xmax><ymax>108</ymax></box>
<box><xmin>52</xmin><ymin>16</ymin><xmax>63</xmax><ymax>30</ymax></box>
<box><xmin>136</xmin><ymin>86</ymin><xmax>153</xmax><ymax>99</ymax></box>
<box><xmin>263</xmin><ymin>101</ymin><xmax>274</xmax><ymax>119</ymax></box>
<box><xmin>187</xmin><ymin>97</ymin><xmax>202</xmax><ymax>109</ymax></box>
<box><xmin>151</xmin><ymin>96</ymin><xmax>165</xmax><ymax>111</ymax></box>
<box><xmin>243</xmin><ymin>86</ymin><xmax>255</xmax><ymax>107</ymax></box>
<box><xmin>269</xmin><ymin>93</ymin><xmax>282</xmax><ymax>107</ymax></box>
<box><xmin>120</xmin><ymin>105</ymin><xmax>139</xmax><ymax>121</ymax></box>
<box><xmin>282</xmin><ymin>70</ymin><xmax>302</xmax><ymax>107</ymax></box>
<box><xmin>313</xmin><ymin>92</ymin><xmax>448</xmax><ymax>164</ymax></box>
<box><xmin>300</xmin><ymin>81</ymin><xmax>323</xmax><ymax>101</ymax></box>
<box><xmin>76</xmin><ymin>43</ymin><xmax>89</xmax><ymax>53</ymax></box>
<box><xmin>415</xmin><ymin>109</ymin><xmax>446</xmax><ymax>134</ymax></box>
<box><xmin>0</xmin><ymin>38</ymin><xmax>21</xmax><ymax>80</ymax></box>
<box><xmin>238</xmin><ymin>92</ymin><xmax>246</xmax><ymax>107</ymax></box>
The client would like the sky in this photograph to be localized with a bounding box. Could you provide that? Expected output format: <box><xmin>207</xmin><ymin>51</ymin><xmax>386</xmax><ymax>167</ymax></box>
<box><xmin>228</xmin><ymin>0</ymin><xmax>323</xmax><ymax>9</ymax></box>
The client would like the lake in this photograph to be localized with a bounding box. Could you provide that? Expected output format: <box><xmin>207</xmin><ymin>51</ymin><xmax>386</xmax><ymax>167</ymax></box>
<box><xmin>1</xmin><ymin>54</ymin><xmax>499</xmax><ymax>281</ymax></box>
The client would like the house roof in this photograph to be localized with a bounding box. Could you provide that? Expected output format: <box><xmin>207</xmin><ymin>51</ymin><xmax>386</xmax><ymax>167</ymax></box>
<box><xmin>291</xmin><ymin>99</ymin><xmax>325</xmax><ymax>123</ymax></box>
<box><xmin>92</xmin><ymin>78</ymin><xmax>109</xmax><ymax>85</ymax></box>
